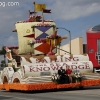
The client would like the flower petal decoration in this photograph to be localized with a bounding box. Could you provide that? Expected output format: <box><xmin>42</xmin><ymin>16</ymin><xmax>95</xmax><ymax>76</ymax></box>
<box><xmin>0</xmin><ymin>79</ymin><xmax>100</xmax><ymax>91</ymax></box>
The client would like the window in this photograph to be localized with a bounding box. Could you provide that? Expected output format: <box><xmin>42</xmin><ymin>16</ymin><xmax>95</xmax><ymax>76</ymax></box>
<box><xmin>97</xmin><ymin>39</ymin><xmax>100</xmax><ymax>52</ymax></box>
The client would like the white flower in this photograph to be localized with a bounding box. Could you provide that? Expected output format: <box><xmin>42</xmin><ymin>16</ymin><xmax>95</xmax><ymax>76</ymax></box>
<box><xmin>51</xmin><ymin>75</ymin><xmax>55</xmax><ymax>80</ymax></box>
<box><xmin>30</xmin><ymin>40</ymin><xmax>33</xmax><ymax>44</ymax></box>
<box><xmin>55</xmin><ymin>76</ymin><xmax>57</xmax><ymax>80</ymax></box>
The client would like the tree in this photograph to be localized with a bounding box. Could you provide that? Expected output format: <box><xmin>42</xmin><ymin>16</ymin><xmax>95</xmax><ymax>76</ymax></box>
<box><xmin>0</xmin><ymin>60</ymin><xmax>5</xmax><ymax>67</ymax></box>
<box><xmin>0</xmin><ymin>46</ymin><xmax>6</xmax><ymax>67</ymax></box>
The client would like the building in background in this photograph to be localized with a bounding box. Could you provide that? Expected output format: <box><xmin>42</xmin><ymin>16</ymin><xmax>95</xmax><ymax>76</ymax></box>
<box><xmin>57</xmin><ymin>37</ymin><xmax>83</xmax><ymax>55</ymax></box>
<box><xmin>57</xmin><ymin>24</ymin><xmax>100</xmax><ymax>71</ymax></box>
<box><xmin>86</xmin><ymin>24</ymin><xmax>100</xmax><ymax>68</ymax></box>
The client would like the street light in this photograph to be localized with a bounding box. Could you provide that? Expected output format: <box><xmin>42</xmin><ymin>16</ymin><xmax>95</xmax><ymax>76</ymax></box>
<box><xmin>56</xmin><ymin>27</ymin><xmax>71</xmax><ymax>54</ymax></box>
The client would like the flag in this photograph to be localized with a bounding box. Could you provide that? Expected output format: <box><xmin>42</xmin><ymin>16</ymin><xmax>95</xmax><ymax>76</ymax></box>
<box><xmin>43</xmin><ymin>9</ymin><xmax>51</xmax><ymax>13</ymax></box>
<box><xmin>30</xmin><ymin>11</ymin><xmax>36</xmax><ymax>15</ymax></box>
<box><xmin>35</xmin><ymin>4</ymin><xmax>46</xmax><ymax>12</ymax></box>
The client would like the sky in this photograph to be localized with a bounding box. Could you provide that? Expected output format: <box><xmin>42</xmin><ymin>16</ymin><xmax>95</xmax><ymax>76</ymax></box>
<box><xmin>0</xmin><ymin>0</ymin><xmax>100</xmax><ymax>57</ymax></box>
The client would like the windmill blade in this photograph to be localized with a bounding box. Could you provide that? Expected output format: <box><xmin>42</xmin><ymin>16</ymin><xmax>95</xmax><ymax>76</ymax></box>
<box><xmin>61</xmin><ymin>36</ymin><xmax>68</xmax><ymax>39</ymax></box>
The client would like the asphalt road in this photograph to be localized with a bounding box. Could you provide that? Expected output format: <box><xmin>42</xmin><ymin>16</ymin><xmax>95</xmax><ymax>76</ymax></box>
<box><xmin>0</xmin><ymin>86</ymin><xmax>100</xmax><ymax>100</ymax></box>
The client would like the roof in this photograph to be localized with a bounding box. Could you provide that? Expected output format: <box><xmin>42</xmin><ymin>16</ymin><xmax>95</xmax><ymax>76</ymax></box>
<box><xmin>92</xmin><ymin>24</ymin><xmax>100</xmax><ymax>31</ymax></box>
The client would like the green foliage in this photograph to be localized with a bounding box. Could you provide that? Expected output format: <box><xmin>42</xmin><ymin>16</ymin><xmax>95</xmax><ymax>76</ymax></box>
<box><xmin>0</xmin><ymin>46</ymin><xmax>6</xmax><ymax>55</ymax></box>
<box><xmin>0</xmin><ymin>46</ymin><xmax>6</xmax><ymax>67</ymax></box>
<box><xmin>30</xmin><ymin>43</ymin><xmax>34</xmax><ymax>47</ymax></box>
<box><xmin>8</xmin><ymin>60</ymin><xmax>12</xmax><ymax>63</ymax></box>
<box><xmin>12</xmin><ymin>65</ymin><xmax>19</xmax><ymax>72</ymax></box>
<box><xmin>1</xmin><ymin>60</ymin><xmax>5</xmax><ymax>63</ymax></box>
<box><xmin>0</xmin><ymin>60</ymin><xmax>5</xmax><ymax>67</ymax></box>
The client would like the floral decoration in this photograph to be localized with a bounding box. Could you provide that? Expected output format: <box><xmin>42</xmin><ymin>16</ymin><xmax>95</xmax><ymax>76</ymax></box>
<box><xmin>0</xmin><ymin>79</ymin><xmax>100</xmax><ymax>91</ymax></box>
<box><xmin>72</xmin><ymin>70</ymin><xmax>82</xmax><ymax>82</ymax></box>
<box><xmin>28</xmin><ymin>39</ymin><xmax>46</xmax><ymax>47</ymax></box>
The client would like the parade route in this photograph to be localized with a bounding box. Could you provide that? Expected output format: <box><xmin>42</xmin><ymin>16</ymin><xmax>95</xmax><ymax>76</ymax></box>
<box><xmin>0</xmin><ymin>86</ymin><xmax>100</xmax><ymax>100</ymax></box>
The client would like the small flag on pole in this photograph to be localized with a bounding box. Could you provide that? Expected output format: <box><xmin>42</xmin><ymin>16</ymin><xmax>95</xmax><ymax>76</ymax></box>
<box><xmin>43</xmin><ymin>9</ymin><xmax>51</xmax><ymax>13</ymax></box>
<box><xmin>35</xmin><ymin>4</ymin><xmax>46</xmax><ymax>12</ymax></box>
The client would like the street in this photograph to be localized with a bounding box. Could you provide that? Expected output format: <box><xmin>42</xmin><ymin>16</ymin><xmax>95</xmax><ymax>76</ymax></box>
<box><xmin>0</xmin><ymin>86</ymin><xmax>100</xmax><ymax>100</ymax></box>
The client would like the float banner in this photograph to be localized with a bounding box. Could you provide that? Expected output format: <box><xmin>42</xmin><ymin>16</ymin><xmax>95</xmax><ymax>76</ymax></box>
<box><xmin>22</xmin><ymin>61</ymin><xmax>93</xmax><ymax>78</ymax></box>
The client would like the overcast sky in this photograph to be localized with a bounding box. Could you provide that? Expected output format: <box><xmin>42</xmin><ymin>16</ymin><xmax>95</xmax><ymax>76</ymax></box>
<box><xmin>0</xmin><ymin>0</ymin><xmax>100</xmax><ymax>50</ymax></box>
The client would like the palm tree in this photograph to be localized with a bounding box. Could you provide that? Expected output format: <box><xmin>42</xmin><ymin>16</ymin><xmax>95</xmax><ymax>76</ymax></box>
<box><xmin>0</xmin><ymin>46</ymin><xmax>6</xmax><ymax>67</ymax></box>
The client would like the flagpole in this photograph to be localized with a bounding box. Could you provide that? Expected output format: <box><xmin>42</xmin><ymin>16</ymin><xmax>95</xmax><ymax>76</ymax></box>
<box><xmin>42</xmin><ymin>9</ymin><xmax>44</xmax><ymax>24</ymax></box>
<box><xmin>33</xmin><ymin>2</ymin><xmax>36</xmax><ymax>21</ymax></box>
<box><xmin>28</xmin><ymin>10</ymin><xmax>30</xmax><ymax>17</ymax></box>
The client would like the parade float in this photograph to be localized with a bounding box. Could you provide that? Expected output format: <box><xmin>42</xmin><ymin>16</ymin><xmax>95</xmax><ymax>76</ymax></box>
<box><xmin>0</xmin><ymin>2</ymin><xmax>100</xmax><ymax>91</ymax></box>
